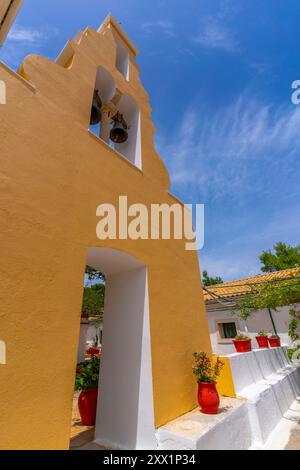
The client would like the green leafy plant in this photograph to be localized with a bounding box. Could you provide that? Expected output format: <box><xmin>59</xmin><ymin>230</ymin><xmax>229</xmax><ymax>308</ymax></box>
<box><xmin>231</xmin><ymin>269</ymin><xmax>300</xmax><ymax>339</ymax></box>
<box><xmin>82</xmin><ymin>283</ymin><xmax>105</xmax><ymax>321</ymax></box>
<box><xmin>269</xmin><ymin>334</ymin><xmax>279</xmax><ymax>339</ymax></box>
<box><xmin>234</xmin><ymin>334</ymin><xmax>250</xmax><ymax>340</ymax></box>
<box><xmin>288</xmin><ymin>307</ymin><xmax>300</xmax><ymax>342</ymax></box>
<box><xmin>192</xmin><ymin>352</ymin><xmax>224</xmax><ymax>383</ymax></box>
<box><xmin>75</xmin><ymin>356</ymin><xmax>100</xmax><ymax>392</ymax></box>
<box><xmin>287</xmin><ymin>344</ymin><xmax>300</xmax><ymax>360</ymax></box>
<box><xmin>257</xmin><ymin>331</ymin><xmax>268</xmax><ymax>337</ymax></box>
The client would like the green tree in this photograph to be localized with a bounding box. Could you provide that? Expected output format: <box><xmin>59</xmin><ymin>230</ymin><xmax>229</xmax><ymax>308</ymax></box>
<box><xmin>231</xmin><ymin>270</ymin><xmax>300</xmax><ymax>344</ymax></box>
<box><xmin>260</xmin><ymin>242</ymin><xmax>300</xmax><ymax>273</ymax></box>
<box><xmin>81</xmin><ymin>283</ymin><xmax>105</xmax><ymax>322</ymax></box>
<box><xmin>202</xmin><ymin>270</ymin><xmax>223</xmax><ymax>287</ymax></box>
<box><xmin>85</xmin><ymin>265</ymin><xmax>105</xmax><ymax>283</ymax></box>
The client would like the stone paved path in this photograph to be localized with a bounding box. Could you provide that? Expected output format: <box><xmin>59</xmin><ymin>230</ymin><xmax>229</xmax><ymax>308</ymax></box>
<box><xmin>70</xmin><ymin>391</ymin><xmax>108</xmax><ymax>450</ymax></box>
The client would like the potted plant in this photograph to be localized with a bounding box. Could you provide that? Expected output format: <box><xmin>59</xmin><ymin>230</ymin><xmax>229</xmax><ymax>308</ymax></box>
<box><xmin>192</xmin><ymin>352</ymin><xmax>224</xmax><ymax>415</ymax></box>
<box><xmin>268</xmin><ymin>334</ymin><xmax>281</xmax><ymax>348</ymax></box>
<box><xmin>75</xmin><ymin>356</ymin><xmax>100</xmax><ymax>426</ymax></box>
<box><xmin>232</xmin><ymin>334</ymin><xmax>252</xmax><ymax>353</ymax></box>
<box><xmin>256</xmin><ymin>331</ymin><xmax>269</xmax><ymax>348</ymax></box>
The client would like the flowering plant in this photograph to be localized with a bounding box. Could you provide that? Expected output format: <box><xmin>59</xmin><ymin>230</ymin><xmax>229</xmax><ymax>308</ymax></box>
<box><xmin>75</xmin><ymin>356</ymin><xmax>100</xmax><ymax>391</ymax></box>
<box><xmin>192</xmin><ymin>352</ymin><xmax>224</xmax><ymax>383</ymax></box>
<box><xmin>86</xmin><ymin>346</ymin><xmax>100</xmax><ymax>357</ymax></box>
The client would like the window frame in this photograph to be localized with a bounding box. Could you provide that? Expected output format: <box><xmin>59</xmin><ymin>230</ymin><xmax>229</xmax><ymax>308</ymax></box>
<box><xmin>215</xmin><ymin>318</ymin><xmax>239</xmax><ymax>344</ymax></box>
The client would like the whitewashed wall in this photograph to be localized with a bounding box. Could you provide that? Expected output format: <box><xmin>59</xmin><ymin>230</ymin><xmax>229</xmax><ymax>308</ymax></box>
<box><xmin>207</xmin><ymin>303</ymin><xmax>300</xmax><ymax>355</ymax></box>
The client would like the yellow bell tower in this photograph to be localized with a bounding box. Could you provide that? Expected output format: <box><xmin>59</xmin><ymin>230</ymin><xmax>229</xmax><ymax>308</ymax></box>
<box><xmin>0</xmin><ymin>13</ymin><xmax>211</xmax><ymax>449</ymax></box>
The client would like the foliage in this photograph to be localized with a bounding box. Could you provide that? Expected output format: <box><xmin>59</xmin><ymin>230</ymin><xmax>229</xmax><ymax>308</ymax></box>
<box><xmin>231</xmin><ymin>269</ymin><xmax>300</xmax><ymax>322</ymax></box>
<box><xmin>257</xmin><ymin>331</ymin><xmax>268</xmax><ymax>337</ymax></box>
<box><xmin>260</xmin><ymin>242</ymin><xmax>300</xmax><ymax>273</ymax></box>
<box><xmin>81</xmin><ymin>283</ymin><xmax>105</xmax><ymax>322</ymax></box>
<box><xmin>269</xmin><ymin>334</ymin><xmax>279</xmax><ymax>339</ymax></box>
<box><xmin>288</xmin><ymin>307</ymin><xmax>300</xmax><ymax>342</ymax></box>
<box><xmin>234</xmin><ymin>334</ymin><xmax>250</xmax><ymax>340</ymax></box>
<box><xmin>75</xmin><ymin>356</ymin><xmax>100</xmax><ymax>392</ymax></box>
<box><xmin>85</xmin><ymin>265</ymin><xmax>105</xmax><ymax>283</ymax></box>
<box><xmin>202</xmin><ymin>270</ymin><xmax>223</xmax><ymax>287</ymax></box>
<box><xmin>287</xmin><ymin>344</ymin><xmax>300</xmax><ymax>360</ymax></box>
<box><xmin>192</xmin><ymin>352</ymin><xmax>224</xmax><ymax>383</ymax></box>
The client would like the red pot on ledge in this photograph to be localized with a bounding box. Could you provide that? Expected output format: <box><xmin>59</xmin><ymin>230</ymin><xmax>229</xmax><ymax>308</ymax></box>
<box><xmin>268</xmin><ymin>337</ymin><xmax>281</xmax><ymax>348</ymax></box>
<box><xmin>197</xmin><ymin>382</ymin><xmax>220</xmax><ymax>414</ymax></box>
<box><xmin>232</xmin><ymin>339</ymin><xmax>252</xmax><ymax>353</ymax></box>
<box><xmin>78</xmin><ymin>388</ymin><xmax>98</xmax><ymax>426</ymax></box>
<box><xmin>256</xmin><ymin>336</ymin><xmax>269</xmax><ymax>348</ymax></box>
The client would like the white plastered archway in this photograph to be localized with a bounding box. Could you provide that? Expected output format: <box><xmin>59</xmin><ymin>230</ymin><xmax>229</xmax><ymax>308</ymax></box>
<box><xmin>85</xmin><ymin>247</ymin><xmax>156</xmax><ymax>450</ymax></box>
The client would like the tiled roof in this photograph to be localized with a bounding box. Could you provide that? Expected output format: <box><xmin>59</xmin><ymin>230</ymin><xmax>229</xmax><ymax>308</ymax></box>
<box><xmin>203</xmin><ymin>267</ymin><xmax>300</xmax><ymax>302</ymax></box>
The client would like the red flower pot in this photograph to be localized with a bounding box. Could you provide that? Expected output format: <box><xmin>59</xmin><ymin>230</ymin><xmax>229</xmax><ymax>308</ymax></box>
<box><xmin>256</xmin><ymin>336</ymin><xmax>269</xmax><ymax>348</ymax></box>
<box><xmin>232</xmin><ymin>339</ymin><xmax>252</xmax><ymax>353</ymax></box>
<box><xmin>197</xmin><ymin>382</ymin><xmax>220</xmax><ymax>414</ymax></box>
<box><xmin>268</xmin><ymin>337</ymin><xmax>281</xmax><ymax>348</ymax></box>
<box><xmin>78</xmin><ymin>388</ymin><xmax>98</xmax><ymax>426</ymax></box>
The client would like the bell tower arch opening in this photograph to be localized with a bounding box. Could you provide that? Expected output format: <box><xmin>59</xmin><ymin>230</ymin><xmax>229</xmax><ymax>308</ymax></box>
<box><xmin>89</xmin><ymin>67</ymin><xmax>142</xmax><ymax>169</ymax></box>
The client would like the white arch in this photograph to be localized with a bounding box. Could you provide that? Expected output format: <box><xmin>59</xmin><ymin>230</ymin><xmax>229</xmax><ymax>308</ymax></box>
<box><xmin>86</xmin><ymin>247</ymin><xmax>156</xmax><ymax>450</ymax></box>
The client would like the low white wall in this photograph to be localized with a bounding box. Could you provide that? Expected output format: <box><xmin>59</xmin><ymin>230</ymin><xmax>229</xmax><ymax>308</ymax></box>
<box><xmin>157</xmin><ymin>347</ymin><xmax>300</xmax><ymax>449</ymax></box>
<box><xmin>225</xmin><ymin>347</ymin><xmax>300</xmax><ymax>447</ymax></box>
<box><xmin>207</xmin><ymin>304</ymin><xmax>299</xmax><ymax>355</ymax></box>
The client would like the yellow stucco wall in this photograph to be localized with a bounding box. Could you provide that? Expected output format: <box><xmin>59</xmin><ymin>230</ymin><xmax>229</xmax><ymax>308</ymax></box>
<box><xmin>0</xmin><ymin>16</ymin><xmax>212</xmax><ymax>449</ymax></box>
<box><xmin>212</xmin><ymin>356</ymin><xmax>236</xmax><ymax>398</ymax></box>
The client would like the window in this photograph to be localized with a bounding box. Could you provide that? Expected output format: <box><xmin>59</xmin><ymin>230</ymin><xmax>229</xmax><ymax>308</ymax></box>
<box><xmin>222</xmin><ymin>322</ymin><xmax>237</xmax><ymax>338</ymax></box>
<box><xmin>216</xmin><ymin>319</ymin><xmax>238</xmax><ymax>344</ymax></box>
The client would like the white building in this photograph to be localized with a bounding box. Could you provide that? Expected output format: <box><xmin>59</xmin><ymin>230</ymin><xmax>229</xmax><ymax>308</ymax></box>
<box><xmin>204</xmin><ymin>268</ymin><xmax>300</xmax><ymax>355</ymax></box>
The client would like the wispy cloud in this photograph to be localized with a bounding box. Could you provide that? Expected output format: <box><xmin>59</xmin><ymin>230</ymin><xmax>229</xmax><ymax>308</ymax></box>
<box><xmin>157</xmin><ymin>94</ymin><xmax>300</xmax><ymax>202</ymax></box>
<box><xmin>157</xmin><ymin>93</ymin><xmax>300</xmax><ymax>280</ymax></box>
<box><xmin>193</xmin><ymin>16</ymin><xmax>240</xmax><ymax>53</ymax></box>
<box><xmin>0</xmin><ymin>24</ymin><xmax>58</xmax><ymax>69</ymax></box>
<box><xmin>141</xmin><ymin>20</ymin><xmax>174</xmax><ymax>37</ymax></box>
<box><xmin>200</xmin><ymin>252</ymin><xmax>261</xmax><ymax>282</ymax></box>
<box><xmin>201</xmin><ymin>202</ymin><xmax>300</xmax><ymax>281</ymax></box>
<box><xmin>7</xmin><ymin>25</ymin><xmax>46</xmax><ymax>44</ymax></box>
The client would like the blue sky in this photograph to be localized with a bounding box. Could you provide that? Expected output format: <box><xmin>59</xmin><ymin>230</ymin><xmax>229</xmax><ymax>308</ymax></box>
<box><xmin>1</xmin><ymin>0</ymin><xmax>300</xmax><ymax>281</ymax></box>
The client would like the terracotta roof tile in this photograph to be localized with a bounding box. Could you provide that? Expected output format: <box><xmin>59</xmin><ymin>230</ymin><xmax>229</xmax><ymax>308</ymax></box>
<box><xmin>203</xmin><ymin>267</ymin><xmax>300</xmax><ymax>302</ymax></box>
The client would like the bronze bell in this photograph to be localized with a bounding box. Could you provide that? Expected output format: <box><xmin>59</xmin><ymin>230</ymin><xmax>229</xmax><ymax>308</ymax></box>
<box><xmin>90</xmin><ymin>90</ymin><xmax>102</xmax><ymax>125</ymax></box>
<box><xmin>110</xmin><ymin>113</ymin><xmax>128</xmax><ymax>144</ymax></box>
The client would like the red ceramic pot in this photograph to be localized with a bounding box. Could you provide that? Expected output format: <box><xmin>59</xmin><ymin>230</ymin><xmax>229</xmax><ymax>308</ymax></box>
<box><xmin>256</xmin><ymin>336</ymin><xmax>269</xmax><ymax>348</ymax></box>
<box><xmin>232</xmin><ymin>339</ymin><xmax>252</xmax><ymax>353</ymax></box>
<box><xmin>78</xmin><ymin>388</ymin><xmax>98</xmax><ymax>426</ymax></box>
<box><xmin>268</xmin><ymin>337</ymin><xmax>281</xmax><ymax>348</ymax></box>
<box><xmin>197</xmin><ymin>382</ymin><xmax>220</xmax><ymax>414</ymax></box>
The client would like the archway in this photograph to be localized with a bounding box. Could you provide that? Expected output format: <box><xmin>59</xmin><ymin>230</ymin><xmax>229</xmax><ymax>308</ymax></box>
<box><xmin>80</xmin><ymin>247</ymin><xmax>156</xmax><ymax>450</ymax></box>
